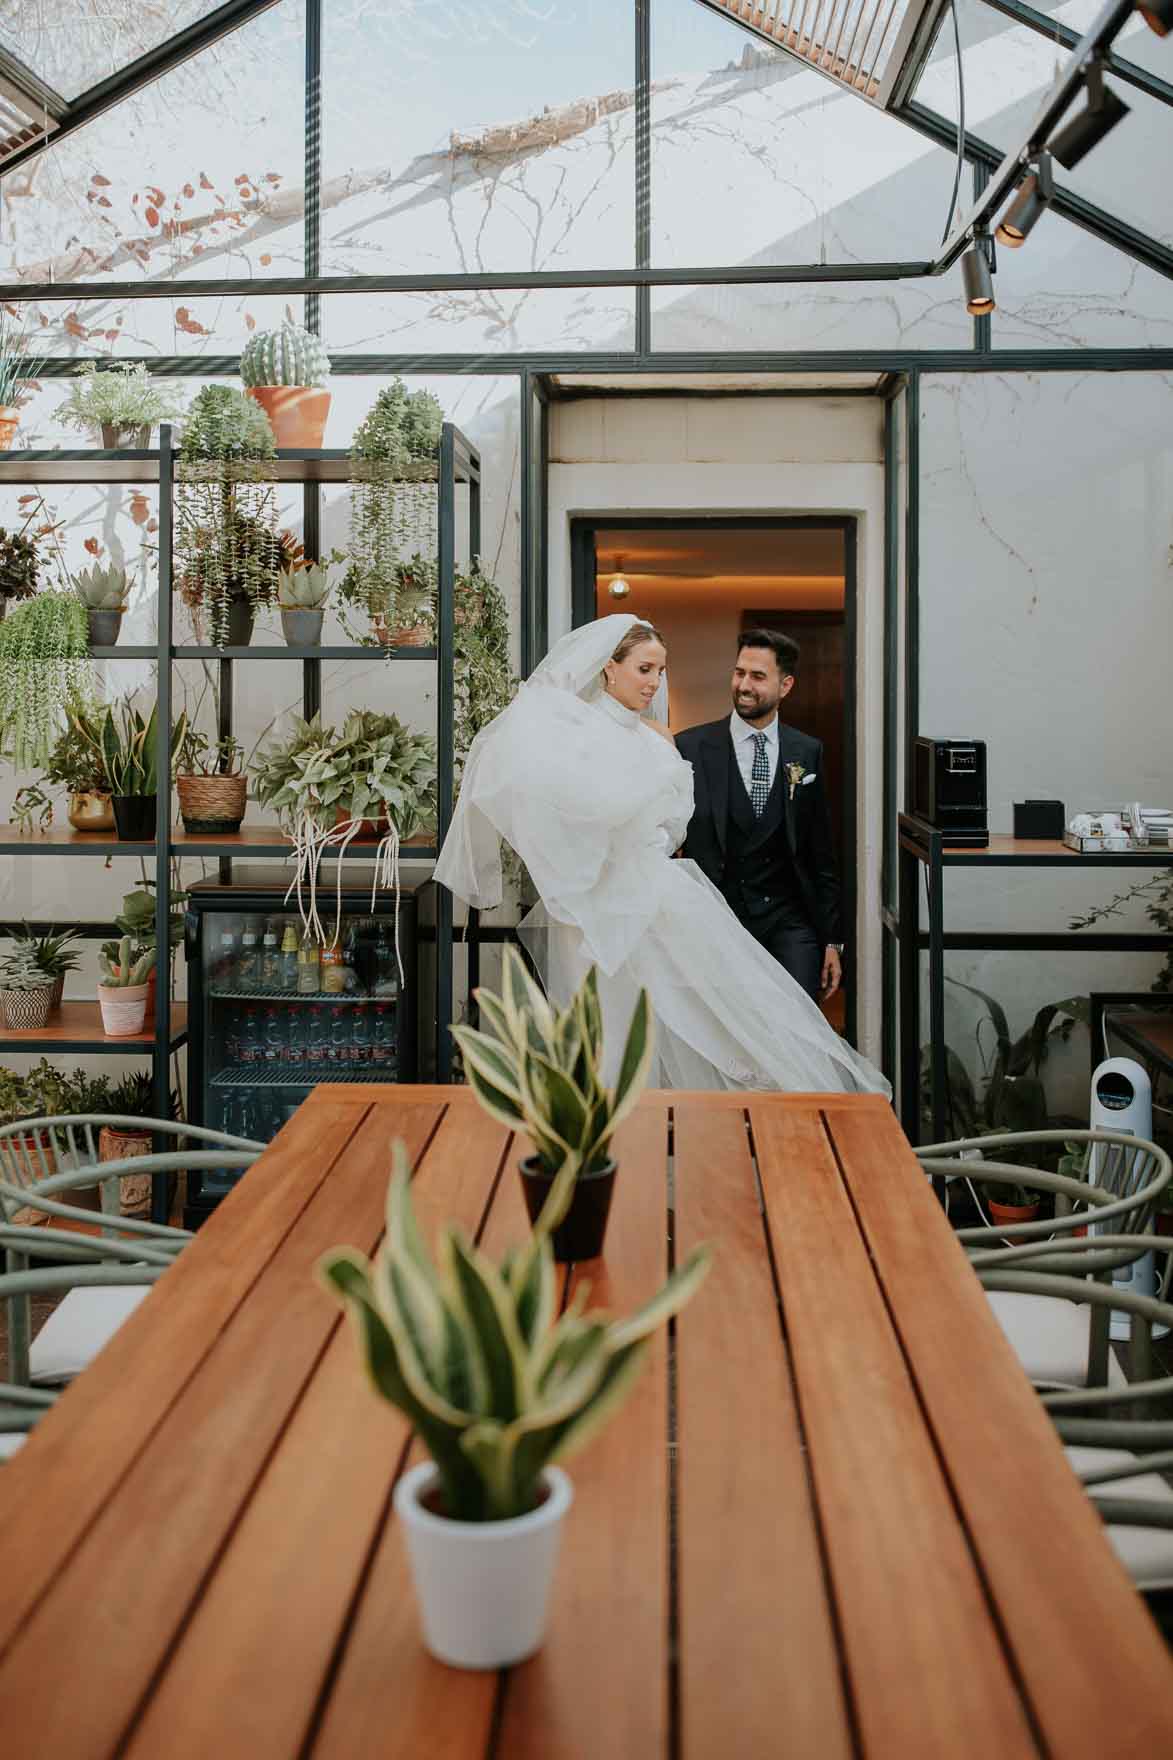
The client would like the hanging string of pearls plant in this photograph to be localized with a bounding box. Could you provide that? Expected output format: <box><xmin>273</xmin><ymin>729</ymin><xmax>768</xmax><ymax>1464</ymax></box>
<box><xmin>340</xmin><ymin>379</ymin><xmax>443</xmax><ymax>647</ymax></box>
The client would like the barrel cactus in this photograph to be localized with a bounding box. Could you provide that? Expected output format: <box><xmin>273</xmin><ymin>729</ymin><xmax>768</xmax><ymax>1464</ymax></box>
<box><xmin>240</xmin><ymin>322</ymin><xmax>330</xmax><ymax>389</ymax></box>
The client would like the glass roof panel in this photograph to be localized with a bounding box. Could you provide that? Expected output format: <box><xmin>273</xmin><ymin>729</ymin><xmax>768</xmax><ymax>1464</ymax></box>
<box><xmin>0</xmin><ymin>0</ymin><xmax>230</xmax><ymax>103</ymax></box>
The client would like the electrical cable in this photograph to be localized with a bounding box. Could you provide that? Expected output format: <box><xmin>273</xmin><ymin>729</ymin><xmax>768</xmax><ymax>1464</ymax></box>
<box><xmin>940</xmin><ymin>0</ymin><xmax>967</xmax><ymax>245</ymax></box>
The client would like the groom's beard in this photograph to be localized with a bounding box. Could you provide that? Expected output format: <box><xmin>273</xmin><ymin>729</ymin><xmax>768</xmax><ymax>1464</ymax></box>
<box><xmin>732</xmin><ymin>689</ymin><xmax>781</xmax><ymax>726</ymax></box>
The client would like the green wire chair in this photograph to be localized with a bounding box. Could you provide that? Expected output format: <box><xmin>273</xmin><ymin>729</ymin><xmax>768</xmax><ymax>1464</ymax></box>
<box><xmin>0</xmin><ymin>1114</ymin><xmax>262</xmax><ymax>1387</ymax></box>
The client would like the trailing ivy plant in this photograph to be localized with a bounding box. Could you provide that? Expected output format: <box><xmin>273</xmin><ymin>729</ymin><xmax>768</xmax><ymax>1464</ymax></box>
<box><xmin>0</xmin><ymin>592</ymin><xmax>95</xmax><ymax>769</ymax></box>
<box><xmin>343</xmin><ymin>380</ymin><xmax>443</xmax><ymax>631</ymax></box>
<box><xmin>175</xmin><ymin>386</ymin><xmax>282</xmax><ymax>647</ymax></box>
<box><xmin>452</xmin><ymin>558</ymin><xmax>516</xmax><ymax>788</ymax></box>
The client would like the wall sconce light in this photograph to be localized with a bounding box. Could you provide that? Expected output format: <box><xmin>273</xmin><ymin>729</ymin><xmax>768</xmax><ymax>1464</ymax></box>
<box><xmin>608</xmin><ymin>554</ymin><xmax>631</xmax><ymax>599</ymax></box>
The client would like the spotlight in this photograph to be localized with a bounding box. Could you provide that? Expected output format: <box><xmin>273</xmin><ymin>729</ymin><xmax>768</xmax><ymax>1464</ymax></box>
<box><xmin>1137</xmin><ymin>0</ymin><xmax>1171</xmax><ymax>36</ymax></box>
<box><xmin>608</xmin><ymin>554</ymin><xmax>631</xmax><ymax>599</ymax></box>
<box><xmin>1047</xmin><ymin>60</ymin><xmax>1129</xmax><ymax>170</ymax></box>
<box><xmin>995</xmin><ymin>154</ymin><xmax>1054</xmax><ymax>248</ymax></box>
<box><xmin>961</xmin><ymin>241</ymin><xmax>995</xmax><ymax>316</ymax></box>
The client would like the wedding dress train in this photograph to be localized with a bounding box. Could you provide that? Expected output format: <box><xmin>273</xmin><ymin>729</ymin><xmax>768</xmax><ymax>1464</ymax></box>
<box><xmin>435</xmin><ymin>615</ymin><xmax>889</xmax><ymax>1098</ymax></box>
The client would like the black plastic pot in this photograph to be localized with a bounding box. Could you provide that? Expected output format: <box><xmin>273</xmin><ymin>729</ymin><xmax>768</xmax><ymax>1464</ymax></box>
<box><xmin>87</xmin><ymin>607</ymin><xmax>123</xmax><ymax>647</ymax></box>
<box><xmin>519</xmin><ymin>1155</ymin><xmax>616</xmax><ymax>1262</ymax></box>
<box><xmin>111</xmin><ymin>794</ymin><xmax>156</xmax><ymax>841</ymax></box>
<box><xmin>225</xmin><ymin>597</ymin><xmax>254</xmax><ymax>647</ymax></box>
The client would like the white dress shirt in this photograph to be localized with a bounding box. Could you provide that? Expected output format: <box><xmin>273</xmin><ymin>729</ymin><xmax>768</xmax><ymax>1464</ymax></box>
<box><xmin>729</xmin><ymin>710</ymin><xmax>779</xmax><ymax>799</ymax></box>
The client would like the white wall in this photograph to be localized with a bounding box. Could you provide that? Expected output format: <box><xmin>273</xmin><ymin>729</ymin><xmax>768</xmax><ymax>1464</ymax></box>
<box><xmin>549</xmin><ymin>394</ymin><xmax>886</xmax><ymax>1059</ymax></box>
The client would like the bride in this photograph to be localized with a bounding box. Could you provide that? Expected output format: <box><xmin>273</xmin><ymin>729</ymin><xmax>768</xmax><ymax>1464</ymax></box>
<box><xmin>435</xmin><ymin>614</ymin><xmax>889</xmax><ymax>1096</ymax></box>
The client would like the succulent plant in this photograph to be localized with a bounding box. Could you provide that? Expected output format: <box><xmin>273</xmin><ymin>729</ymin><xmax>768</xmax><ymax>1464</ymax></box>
<box><xmin>72</xmin><ymin>562</ymin><xmax>130</xmax><ymax>610</ymax></box>
<box><xmin>0</xmin><ymin>528</ymin><xmax>40</xmax><ymax>604</ymax></box>
<box><xmin>320</xmin><ymin>1142</ymin><xmax>711</xmax><ymax>1522</ymax></box>
<box><xmin>179</xmin><ymin>385</ymin><xmax>276</xmax><ymax>462</ymax></box>
<box><xmin>98</xmin><ymin>935</ymin><xmax>156</xmax><ymax>988</ymax></box>
<box><xmin>23</xmin><ymin>924</ymin><xmax>82</xmax><ymax>979</ymax></box>
<box><xmin>0</xmin><ymin>943</ymin><xmax>55</xmax><ymax>992</ymax></box>
<box><xmin>58</xmin><ymin>363</ymin><xmax>185</xmax><ymax>435</ymax></box>
<box><xmin>278</xmin><ymin>562</ymin><xmax>331</xmax><ymax>609</ymax></box>
<box><xmin>240</xmin><ymin>321</ymin><xmax>330</xmax><ymax>389</ymax></box>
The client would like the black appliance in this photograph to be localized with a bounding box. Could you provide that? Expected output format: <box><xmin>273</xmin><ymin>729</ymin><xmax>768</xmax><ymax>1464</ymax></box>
<box><xmin>911</xmin><ymin>738</ymin><xmax>988</xmax><ymax>847</ymax></box>
<box><xmin>1013</xmin><ymin>799</ymin><xmax>1065</xmax><ymax>840</ymax></box>
<box><xmin>183</xmin><ymin>868</ymin><xmax>431</xmax><ymax>1226</ymax></box>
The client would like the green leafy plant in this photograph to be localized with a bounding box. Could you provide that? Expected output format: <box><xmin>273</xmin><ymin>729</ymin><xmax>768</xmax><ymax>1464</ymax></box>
<box><xmin>1073</xmin><ymin>875</ymin><xmax>1173</xmax><ymax>993</ymax></box>
<box><xmin>0</xmin><ymin>307</ymin><xmax>44</xmax><ymax>409</ymax></box>
<box><xmin>0</xmin><ymin>528</ymin><xmax>40</xmax><ymax>605</ymax></box>
<box><xmin>43</xmin><ymin>722</ymin><xmax>108</xmax><ymax>797</ymax></box>
<box><xmin>98</xmin><ymin>934</ymin><xmax>155</xmax><ymax>988</ymax></box>
<box><xmin>0</xmin><ymin>943</ymin><xmax>54</xmax><ymax>994</ymax></box>
<box><xmin>452</xmin><ymin>948</ymin><xmax>653</xmax><ymax>1224</ymax></box>
<box><xmin>277</xmin><ymin>561</ymin><xmax>332</xmax><ymax>609</ymax></box>
<box><xmin>70</xmin><ymin>701</ymin><xmax>187</xmax><ymax>797</ymax></box>
<box><xmin>344</xmin><ymin>381</ymin><xmax>443</xmax><ymax>627</ymax></box>
<box><xmin>453</xmin><ymin>558</ymin><xmax>515</xmax><ymax>786</ymax></box>
<box><xmin>105</xmin><ymin>1069</ymin><xmax>180</xmax><ymax>1121</ymax></box>
<box><xmin>57</xmin><ymin>363</ymin><xmax>184</xmax><ymax>439</ymax></box>
<box><xmin>176</xmin><ymin>726</ymin><xmax>243</xmax><ymax>777</ymax></box>
<box><xmin>0</xmin><ymin>1058</ymin><xmax>75</xmax><ymax>1126</ymax></box>
<box><xmin>72</xmin><ymin>562</ymin><xmax>130</xmax><ymax>610</ymax></box>
<box><xmin>320</xmin><ymin>1142</ymin><xmax>710</xmax><ymax>1522</ymax></box>
<box><xmin>99</xmin><ymin>886</ymin><xmax>183</xmax><ymax>969</ymax></box>
<box><xmin>0</xmin><ymin>590</ymin><xmax>94</xmax><ymax>768</ymax></box>
<box><xmin>176</xmin><ymin>386</ymin><xmax>281</xmax><ymax>647</ymax></box>
<box><xmin>925</xmin><ymin>979</ymin><xmax>1086</xmax><ymax>1166</ymax></box>
<box><xmin>251</xmin><ymin>709</ymin><xmax>437</xmax><ymax>839</ymax></box>
<box><xmin>240</xmin><ymin>321</ymin><xmax>330</xmax><ymax>388</ymax></box>
<box><xmin>11</xmin><ymin>783</ymin><xmax>53</xmax><ymax>834</ymax></box>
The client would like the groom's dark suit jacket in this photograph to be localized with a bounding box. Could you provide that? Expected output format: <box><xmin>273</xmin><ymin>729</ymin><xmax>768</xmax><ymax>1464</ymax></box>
<box><xmin>675</xmin><ymin>717</ymin><xmax>841</xmax><ymax>949</ymax></box>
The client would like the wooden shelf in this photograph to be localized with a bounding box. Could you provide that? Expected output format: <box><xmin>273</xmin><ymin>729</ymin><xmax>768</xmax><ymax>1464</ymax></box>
<box><xmin>942</xmin><ymin>834</ymin><xmax>1173</xmax><ymax>865</ymax></box>
<box><xmin>173</xmin><ymin>645</ymin><xmax>436</xmax><ymax>661</ymax></box>
<box><xmin>0</xmin><ymin>826</ymin><xmax>154</xmax><ymax>857</ymax></box>
<box><xmin>0</xmin><ymin>1002</ymin><xmax>187</xmax><ymax>1052</ymax></box>
<box><xmin>173</xmin><ymin>825</ymin><xmax>437</xmax><ymax>859</ymax></box>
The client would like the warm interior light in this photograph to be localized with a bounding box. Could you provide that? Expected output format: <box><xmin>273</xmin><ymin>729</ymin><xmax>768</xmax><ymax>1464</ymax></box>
<box><xmin>961</xmin><ymin>243</ymin><xmax>996</xmax><ymax>317</ymax></box>
<box><xmin>995</xmin><ymin>163</ymin><xmax>1052</xmax><ymax>249</ymax></box>
<box><xmin>608</xmin><ymin>554</ymin><xmax>631</xmax><ymax>599</ymax></box>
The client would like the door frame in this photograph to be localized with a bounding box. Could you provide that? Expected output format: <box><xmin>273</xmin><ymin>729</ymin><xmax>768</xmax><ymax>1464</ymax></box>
<box><xmin>569</xmin><ymin>513</ymin><xmax>860</xmax><ymax>1045</ymax></box>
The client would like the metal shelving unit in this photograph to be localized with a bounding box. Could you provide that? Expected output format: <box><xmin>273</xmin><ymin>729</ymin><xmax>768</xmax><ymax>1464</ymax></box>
<box><xmin>0</xmin><ymin>423</ymin><xmax>480</xmax><ymax>1215</ymax></box>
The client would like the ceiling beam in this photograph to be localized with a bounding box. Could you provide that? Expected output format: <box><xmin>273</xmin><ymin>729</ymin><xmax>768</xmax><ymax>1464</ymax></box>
<box><xmin>976</xmin><ymin>0</ymin><xmax>1173</xmax><ymax>109</ymax></box>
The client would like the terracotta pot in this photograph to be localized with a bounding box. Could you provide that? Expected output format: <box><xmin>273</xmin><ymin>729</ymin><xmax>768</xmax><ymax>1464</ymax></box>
<box><xmin>0</xmin><ymin>408</ymin><xmax>17</xmax><ymax>449</ymax></box>
<box><xmin>334</xmin><ymin>804</ymin><xmax>389</xmax><ymax>841</ymax></box>
<box><xmin>988</xmin><ymin>1198</ymin><xmax>1041</xmax><ymax>1227</ymax></box>
<box><xmin>177</xmin><ymin>772</ymin><xmax>247</xmax><ymax>834</ymax></box>
<box><xmin>244</xmin><ymin>385</ymin><xmax>331</xmax><ymax>449</ymax></box>
<box><xmin>98</xmin><ymin>1123</ymin><xmax>175</xmax><ymax>1220</ymax></box>
<box><xmin>68</xmin><ymin>790</ymin><xmax>115</xmax><ymax>833</ymax></box>
<box><xmin>100</xmin><ymin>422</ymin><xmax>150</xmax><ymax>449</ymax></box>
<box><xmin>98</xmin><ymin>983</ymin><xmax>149</xmax><ymax>1038</ymax></box>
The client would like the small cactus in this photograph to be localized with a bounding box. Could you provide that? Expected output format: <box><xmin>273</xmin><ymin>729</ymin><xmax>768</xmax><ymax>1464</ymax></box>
<box><xmin>98</xmin><ymin>935</ymin><xmax>156</xmax><ymax>988</ymax></box>
<box><xmin>72</xmin><ymin>563</ymin><xmax>130</xmax><ymax>610</ymax></box>
<box><xmin>278</xmin><ymin>562</ymin><xmax>331</xmax><ymax>609</ymax></box>
<box><xmin>240</xmin><ymin>321</ymin><xmax>330</xmax><ymax>389</ymax></box>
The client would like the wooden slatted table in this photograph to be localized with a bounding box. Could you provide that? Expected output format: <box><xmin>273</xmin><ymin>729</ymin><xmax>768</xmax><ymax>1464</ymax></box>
<box><xmin>2</xmin><ymin>1086</ymin><xmax>1172</xmax><ymax>1757</ymax></box>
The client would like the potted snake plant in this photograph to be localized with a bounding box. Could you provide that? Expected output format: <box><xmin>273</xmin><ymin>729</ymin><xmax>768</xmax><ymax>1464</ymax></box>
<box><xmin>97</xmin><ymin>935</ymin><xmax>155</xmax><ymax>1037</ymax></box>
<box><xmin>72</xmin><ymin>562</ymin><xmax>131</xmax><ymax>647</ymax></box>
<box><xmin>452</xmin><ymin>949</ymin><xmax>653</xmax><ymax>1262</ymax></box>
<box><xmin>240</xmin><ymin>320</ymin><xmax>331</xmax><ymax>448</ymax></box>
<box><xmin>70</xmin><ymin>701</ymin><xmax>187</xmax><ymax>841</ymax></box>
<box><xmin>320</xmin><ymin>1142</ymin><xmax>709</xmax><ymax>1669</ymax></box>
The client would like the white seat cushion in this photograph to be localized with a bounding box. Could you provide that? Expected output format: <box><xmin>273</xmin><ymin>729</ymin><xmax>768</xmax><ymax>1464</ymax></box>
<box><xmin>986</xmin><ymin>1290</ymin><xmax>1128</xmax><ymax>1390</ymax></box>
<box><xmin>1066</xmin><ymin>1446</ymin><xmax>1173</xmax><ymax>1591</ymax></box>
<box><xmin>28</xmin><ymin>1286</ymin><xmax>149</xmax><ymax>1385</ymax></box>
<box><xmin>0</xmin><ymin>1432</ymin><xmax>26</xmax><ymax>1460</ymax></box>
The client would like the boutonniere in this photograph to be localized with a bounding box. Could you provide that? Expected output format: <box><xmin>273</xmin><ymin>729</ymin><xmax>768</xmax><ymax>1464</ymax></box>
<box><xmin>785</xmin><ymin>760</ymin><xmax>807</xmax><ymax>802</ymax></box>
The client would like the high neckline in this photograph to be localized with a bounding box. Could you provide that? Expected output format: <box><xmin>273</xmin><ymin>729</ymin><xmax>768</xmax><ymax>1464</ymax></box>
<box><xmin>597</xmin><ymin>691</ymin><xmax>642</xmax><ymax>729</ymax></box>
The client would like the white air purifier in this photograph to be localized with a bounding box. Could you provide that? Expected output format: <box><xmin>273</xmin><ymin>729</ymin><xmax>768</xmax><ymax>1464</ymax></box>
<box><xmin>1088</xmin><ymin>1058</ymin><xmax>1163</xmax><ymax>1341</ymax></box>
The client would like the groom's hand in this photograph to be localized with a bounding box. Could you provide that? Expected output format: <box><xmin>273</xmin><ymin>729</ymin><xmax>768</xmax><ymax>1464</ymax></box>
<box><xmin>820</xmin><ymin>946</ymin><xmax>842</xmax><ymax>999</ymax></box>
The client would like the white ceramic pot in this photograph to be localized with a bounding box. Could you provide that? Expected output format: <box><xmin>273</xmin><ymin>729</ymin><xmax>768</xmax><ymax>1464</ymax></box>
<box><xmin>98</xmin><ymin>984</ymin><xmax>149</xmax><ymax>1038</ymax></box>
<box><xmin>393</xmin><ymin>1461</ymin><xmax>572</xmax><ymax>1669</ymax></box>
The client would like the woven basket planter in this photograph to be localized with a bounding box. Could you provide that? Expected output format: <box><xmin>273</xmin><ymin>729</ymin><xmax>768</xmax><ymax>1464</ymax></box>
<box><xmin>177</xmin><ymin>773</ymin><xmax>247</xmax><ymax>834</ymax></box>
<box><xmin>0</xmin><ymin>986</ymin><xmax>55</xmax><ymax>1030</ymax></box>
<box><xmin>98</xmin><ymin>984</ymin><xmax>149</xmax><ymax>1038</ymax></box>
<box><xmin>372</xmin><ymin>615</ymin><xmax>431</xmax><ymax>649</ymax></box>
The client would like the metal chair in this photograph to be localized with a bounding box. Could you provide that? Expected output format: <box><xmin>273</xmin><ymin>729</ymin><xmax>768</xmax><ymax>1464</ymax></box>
<box><xmin>981</xmin><ymin>1255</ymin><xmax>1173</xmax><ymax>1601</ymax></box>
<box><xmin>917</xmin><ymin>1130</ymin><xmax>1172</xmax><ymax>1390</ymax></box>
<box><xmin>0</xmin><ymin>1383</ymin><xmax>54</xmax><ymax>1461</ymax></box>
<box><xmin>0</xmin><ymin>1114</ymin><xmax>262</xmax><ymax>1387</ymax></box>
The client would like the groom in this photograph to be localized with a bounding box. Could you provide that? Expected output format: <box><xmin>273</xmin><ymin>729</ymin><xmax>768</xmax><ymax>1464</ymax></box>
<box><xmin>676</xmin><ymin>628</ymin><xmax>843</xmax><ymax>1001</ymax></box>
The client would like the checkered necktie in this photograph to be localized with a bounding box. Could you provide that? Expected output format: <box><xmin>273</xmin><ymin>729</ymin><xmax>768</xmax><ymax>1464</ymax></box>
<box><xmin>750</xmin><ymin>731</ymin><xmax>770</xmax><ymax>818</ymax></box>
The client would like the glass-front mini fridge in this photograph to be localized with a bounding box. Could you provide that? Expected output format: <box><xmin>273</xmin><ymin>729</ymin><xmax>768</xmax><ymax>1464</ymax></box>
<box><xmin>183</xmin><ymin>868</ymin><xmax>427</xmax><ymax>1225</ymax></box>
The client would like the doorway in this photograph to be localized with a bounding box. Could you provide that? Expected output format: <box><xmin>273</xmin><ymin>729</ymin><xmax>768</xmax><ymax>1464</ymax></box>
<box><xmin>569</xmin><ymin>515</ymin><xmax>858</xmax><ymax>1039</ymax></box>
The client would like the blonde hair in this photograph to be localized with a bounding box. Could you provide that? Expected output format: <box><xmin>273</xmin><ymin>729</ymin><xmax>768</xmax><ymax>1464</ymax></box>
<box><xmin>610</xmin><ymin>621</ymin><xmax>665</xmax><ymax>664</ymax></box>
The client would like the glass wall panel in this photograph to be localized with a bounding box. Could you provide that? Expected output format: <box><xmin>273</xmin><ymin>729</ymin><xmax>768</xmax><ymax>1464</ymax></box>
<box><xmin>322</xmin><ymin>288</ymin><xmax>636</xmax><ymax>358</ymax></box>
<box><xmin>11</xmin><ymin>294</ymin><xmax>297</xmax><ymax>363</ymax></box>
<box><xmin>0</xmin><ymin>0</ymin><xmax>228</xmax><ymax>101</ymax></box>
<box><xmin>321</xmin><ymin>0</ymin><xmax>635</xmax><ymax>276</ymax></box>
<box><xmin>650</xmin><ymin>0</ymin><xmax>960</xmax><ymax>273</ymax></box>
<box><xmin>0</xmin><ymin>1</ymin><xmax>304</xmax><ymax>354</ymax></box>
<box><xmin>992</xmin><ymin>226</ymin><xmax>1173</xmax><ymax>349</ymax></box>
<box><xmin>651</xmin><ymin>275</ymin><xmax>974</xmax><ymax>351</ymax></box>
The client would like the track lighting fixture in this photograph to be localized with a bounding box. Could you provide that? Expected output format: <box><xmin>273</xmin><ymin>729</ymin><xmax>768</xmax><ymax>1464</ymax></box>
<box><xmin>1137</xmin><ymin>0</ymin><xmax>1171</xmax><ymax>36</ymax></box>
<box><xmin>961</xmin><ymin>239</ymin><xmax>995</xmax><ymax>316</ymax></box>
<box><xmin>1047</xmin><ymin>60</ymin><xmax>1129</xmax><ymax>170</ymax></box>
<box><xmin>995</xmin><ymin>153</ymin><xmax>1054</xmax><ymax>249</ymax></box>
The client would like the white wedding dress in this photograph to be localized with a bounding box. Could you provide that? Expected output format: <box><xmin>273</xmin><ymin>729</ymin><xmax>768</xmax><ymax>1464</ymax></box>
<box><xmin>435</xmin><ymin>614</ymin><xmax>889</xmax><ymax>1097</ymax></box>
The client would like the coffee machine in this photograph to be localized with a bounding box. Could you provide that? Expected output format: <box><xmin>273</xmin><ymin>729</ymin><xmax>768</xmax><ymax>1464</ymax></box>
<box><xmin>911</xmin><ymin>738</ymin><xmax>988</xmax><ymax>847</ymax></box>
